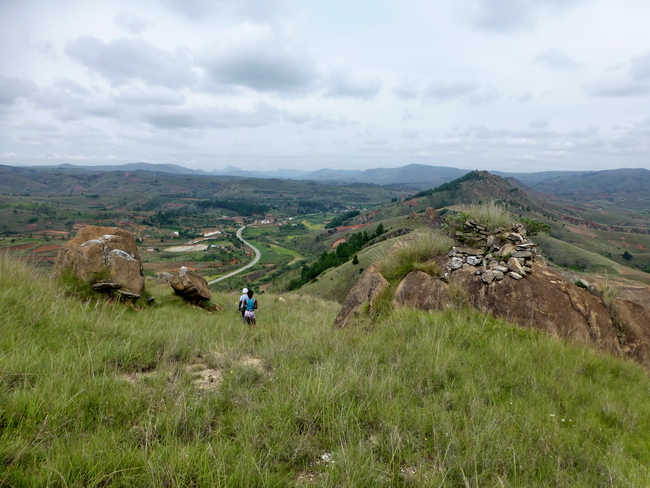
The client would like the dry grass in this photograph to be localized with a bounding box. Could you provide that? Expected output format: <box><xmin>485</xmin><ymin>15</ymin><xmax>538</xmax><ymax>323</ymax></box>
<box><xmin>458</xmin><ymin>201</ymin><xmax>513</xmax><ymax>231</ymax></box>
<box><xmin>378</xmin><ymin>231</ymin><xmax>453</xmax><ymax>282</ymax></box>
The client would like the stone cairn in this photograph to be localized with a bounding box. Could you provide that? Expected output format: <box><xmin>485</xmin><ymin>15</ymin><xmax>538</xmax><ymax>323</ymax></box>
<box><xmin>443</xmin><ymin>220</ymin><xmax>538</xmax><ymax>284</ymax></box>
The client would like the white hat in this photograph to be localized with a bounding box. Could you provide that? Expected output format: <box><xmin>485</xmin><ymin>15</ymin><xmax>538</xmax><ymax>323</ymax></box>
<box><xmin>242</xmin><ymin>288</ymin><xmax>248</xmax><ymax>293</ymax></box>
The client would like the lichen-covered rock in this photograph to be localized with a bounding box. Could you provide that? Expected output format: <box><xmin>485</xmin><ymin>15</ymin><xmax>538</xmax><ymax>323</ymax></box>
<box><xmin>507</xmin><ymin>257</ymin><xmax>526</xmax><ymax>276</ymax></box>
<box><xmin>56</xmin><ymin>225</ymin><xmax>144</xmax><ymax>298</ymax></box>
<box><xmin>334</xmin><ymin>264</ymin><xmax>389</xmax><ymax>327</ymax></box>
<box><xmin>170</xmin><ymin>267</ymin><xmax>211</xmax><ymax>302</ymax></box>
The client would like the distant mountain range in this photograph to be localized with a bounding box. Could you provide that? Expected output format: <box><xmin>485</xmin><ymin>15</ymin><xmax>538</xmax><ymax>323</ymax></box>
<box><xmin>5</xmin><ymin>163</ymin><xmax>650</xmax><ymax>209</ymax></box>
<box><xmin>13</xmin><ymin>162</ymin><xmax>593</xmax><ymax>187</ymax></box>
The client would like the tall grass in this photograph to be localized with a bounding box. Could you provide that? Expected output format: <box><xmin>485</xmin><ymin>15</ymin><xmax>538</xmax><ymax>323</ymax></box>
<box><xmin>378</xmin><ymin>231</ymin><xmax>454</xmax><ymax>282</ymax></box>
<box><xmin>2</xmin><ymin>254</ymin><xmax>650</xmax><ymax>486</ymax></box>
<box><xmin>457</xmin><ymin>201</ymin><xmax>514</xmax><ymax>231</ymax></box>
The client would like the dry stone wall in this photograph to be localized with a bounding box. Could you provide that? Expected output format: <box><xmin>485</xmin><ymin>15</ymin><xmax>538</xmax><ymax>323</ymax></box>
<box><xmin>444</xmin><ymin>220</ymin><xmax>538</xmax><ymax>284</ymax></box>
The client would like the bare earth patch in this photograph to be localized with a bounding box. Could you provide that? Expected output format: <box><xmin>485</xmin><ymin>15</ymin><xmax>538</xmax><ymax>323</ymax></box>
<box><xmin>118</xmin><ymin>355</ymin><xmax>265</xmax><ymax>391</ymax></box>
<box><xmin>165</xmin><ymin>244</ymin><xmax>208</xmax><ymax>252</ymax></box>
<box><xmin>0</xmin><ymin>243</ymin><xmax>37</xmax><ymax>252</ymax></box>
<box><xmin>33</xmin><ymin>244</ymin><xmax>61</xmax><ymax>253</ymax></box>
<box><xmin>187</xmin><ymin>363</ymin><xmax>223</xmax><ymax>390</ymax></box>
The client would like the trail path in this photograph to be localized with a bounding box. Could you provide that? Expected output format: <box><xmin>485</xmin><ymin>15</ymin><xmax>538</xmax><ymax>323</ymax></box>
<box><xmin>208</xmin><ymin>226</ymin><xmax>261</xmax><ymax>285</ymax></box>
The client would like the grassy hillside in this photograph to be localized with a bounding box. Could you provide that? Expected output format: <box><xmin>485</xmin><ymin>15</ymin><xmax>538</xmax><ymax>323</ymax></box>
<box><xmin>2</xmin><ymin>255</ymin><xmax>650</xmax><ymax>486</ymax></box>
<box><xmin>527</xmin><ymin>168</ymin><xmax>650</xmax><ymax>211</ymax></box>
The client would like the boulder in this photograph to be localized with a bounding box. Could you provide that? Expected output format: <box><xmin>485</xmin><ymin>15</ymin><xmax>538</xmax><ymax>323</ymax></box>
<box><xmin>170</xmin><ymin>267</ymin><xmax>211</xmax><ymax>302</ymax></box>
<box><xmin>451</xmin><ymin>263</ymin><xmax>621</xmax><ymax>356</ymax></box>
<box><xmin>482</xmin><ymin>270</ymin><xmax>496</xmax><ymax>284</ymax></box>
<box><xmin>393</xmin><ymin>271</ymin><xmax>451</xmax><ymax>311</ymax></box>
<box><xmin>157</xmin><ymin>272</ymin><xmax>174</xmax><ymax>284</ymax></box>
<box><xmin>448</xmin><ymin>257</ymin><xmax>464</xmax><ymax>270</ymax></box>
<box><xmin>614</xmin><ymin>299</ymin><xmax>650</xmax><ymax>364</ymax></box>
<box><xmin>507</xmin><ymin>257</ymin><xmax>526</xmax><ymax>275</ymax></box>
<box><xmin>55</xmin><ymin>225</ymin><xmax>144</xmax><ymax>298</ymax></box>
<box><xmin>334</xmin><ymin>264</ymin><xmax>389</xmax><ymax>327</ymax></box>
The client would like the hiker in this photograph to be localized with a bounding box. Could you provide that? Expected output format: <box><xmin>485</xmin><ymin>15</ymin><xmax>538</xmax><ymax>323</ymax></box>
<box><xmin>244</xmin><ymin>289</ymin><xmax>258</xmax><ymax>326</ymax></box>
<box><xmin>238</xmin><ymin>288</ymin><xmax>248</xmax><ymax>324</ymax></box>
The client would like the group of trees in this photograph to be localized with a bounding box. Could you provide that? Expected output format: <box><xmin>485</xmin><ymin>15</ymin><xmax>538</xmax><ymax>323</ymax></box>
<box><xmin>324</xmin><ymin>210</ymin><xmax>360</xmax><ymax>229</ymax></box>
<box><xmin>287</xmin><ymin>224</ymin><xmax>385</xmax><ymax>291</ymax></box>
<box><xmin>413</xmin><ymin>170</ymin><xmax>484</xmax><ymax>198</ymax></box>
<box><xmin>196</xmin><ymin>199</ymin><xmax>269</xmax><ymax>216</ymax></box>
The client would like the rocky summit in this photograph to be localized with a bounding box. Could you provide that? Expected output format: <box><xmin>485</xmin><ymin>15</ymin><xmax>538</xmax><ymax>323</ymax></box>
<box><xmin>336</xmin><ymin>220</ymin><xmax>650</xmax><ymax>365</ymax></box>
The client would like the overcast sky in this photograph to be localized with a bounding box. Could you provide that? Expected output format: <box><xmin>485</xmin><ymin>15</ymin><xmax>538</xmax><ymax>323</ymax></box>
<box><xmin>1</xmin><ymin>0</ymin><xmax>650</xmax><ymax>173</ymax></box>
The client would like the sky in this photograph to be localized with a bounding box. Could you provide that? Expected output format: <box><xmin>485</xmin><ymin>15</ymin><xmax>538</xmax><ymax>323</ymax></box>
<box><xmin>1</xmin><ymin>0</ymin><xmax>650</xmax><ymax>173</ymax></box>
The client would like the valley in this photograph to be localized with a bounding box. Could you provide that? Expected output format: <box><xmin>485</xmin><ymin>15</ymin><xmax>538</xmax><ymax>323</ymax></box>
<box><xmin>2</xmin><ymin>164</ymin><xmax>650</xmax><ymax>297</ymax></box>
<box><xmin>3</xmin><ymin>163</ymin><xmax>650</xmax><ymax>486</ymax></box>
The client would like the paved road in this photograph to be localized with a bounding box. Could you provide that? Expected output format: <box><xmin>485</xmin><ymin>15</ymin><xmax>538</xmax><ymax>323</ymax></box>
<box><xmin>207</xmin><ymin>226</ymin><xmax>261</xmax><ymax>285</ymax></box>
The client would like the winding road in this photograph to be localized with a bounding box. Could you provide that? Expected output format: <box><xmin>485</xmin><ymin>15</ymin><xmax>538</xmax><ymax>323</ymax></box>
<box><xmin>208</xmin><ymin>226</ymin><xmax>261</xmax><ymax>285</ymax></box>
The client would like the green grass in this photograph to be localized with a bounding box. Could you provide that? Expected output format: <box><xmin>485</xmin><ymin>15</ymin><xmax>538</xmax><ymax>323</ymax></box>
<box><xmin>301</xmin><ymin>220</ymin><xmax>325</xmax><ymax>231</ymax></box>
<box><xmin>270</xmin><ymin>244</ymin><xmax>303</xmax><ymax>264</ymax></box>
<box><xmin>2</xmin><ymin>254</ymin><xmax>650</xmax><ymax>486</ymax></box>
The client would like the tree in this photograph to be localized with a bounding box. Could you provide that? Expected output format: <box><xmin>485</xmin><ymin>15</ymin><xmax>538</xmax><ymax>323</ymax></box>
<box><xmin>352</xmin><ymin>255</ymin><xmax>359</xmax><ymax>265</ymax></box>
<box><xmin>623</xmin><ymin>251</ymin><xmax>633</xmax><ymax>261</ymax></box>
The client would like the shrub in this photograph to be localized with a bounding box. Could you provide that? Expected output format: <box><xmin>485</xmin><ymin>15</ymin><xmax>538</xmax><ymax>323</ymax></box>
<box><xmin>520</xmin><ymin>217</ymin><xmax>552</xmax><ymax>236</ymax></box>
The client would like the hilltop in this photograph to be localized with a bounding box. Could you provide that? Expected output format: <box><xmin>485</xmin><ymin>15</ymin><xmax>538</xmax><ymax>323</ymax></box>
<box><xmin>3</xmin><ymin>253</ymin><xmax>650</xmax><ymax>486</ymax></box>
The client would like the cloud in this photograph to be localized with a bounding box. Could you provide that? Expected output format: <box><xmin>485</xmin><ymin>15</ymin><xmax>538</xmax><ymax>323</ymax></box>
<box><xmin>630</xmin><ymin>52</ymin><xmax>650</xmax><ymax>80</ymax></box>
<box><xmin>423</xmin><ymin>80</ymin><xmax>477</xmax><ymax>101</ymax></box>
<box><xmin>113</xmin><ymin>88</ymin><xmax>187</xmax><ymax>106</ymax></box>
<box><xmin>465</xmin><ymin>0</ymin><xmax>582</xmax><ymax>33</ymax></box>
<box><xmin>202</xmin><ymin>50</ymin><xmax>317</xmax><ymax>93</ymax></box>
<box><xmin>586</xmin><ymin>51</ymin><xmax>650</xmax><ymax>98</ymax></box>
<box><xmin>142</xmin><ymin>102</ymin><xmax>280</xmax><ymax>129</ymax></box>
<box><xmin>323</xmin><ymin>66</ymin><xmax>382</xmax><ymax>99</ymax></box>
<box><xmin>114</xmin><ymin>12</ymin><xmax>150</xmax><ymax>34</ymax></box>
<box><xmin>586</xmin><ymin>81</ymin><xmax>648</xmax><ymax>97</ymax></box>
<box><xmin>159</xmin><ymin>0</ymin><xmax>288</xmax><ymax>22</ymax></box>
<box><xmin>532</xmin><ymin>48</ymin><xmax>582</xmax><ymax>69</ymax></box>
<box><xmin>53</xmin><ymin>79</ymin><xmax>89</xmax><ymax>95</ymax></box>
<box><xmin>159</xmin><ymin>0</ymin><xmax>217</xmax><ymax>21</ymax></box>
<box><xmin>529</xmin><ymin>118</ymin><xmax>549</xmax><ymax>128</ymax></box>
<box><xmin>307</xmin><ymin>116</ymin><xmax>349</xmax><ymax>130</ymax></box>
<box><xmin>65</xmin><ymin>36</ymin><xmax>197</xmax><ymax>88</ymax></box>
<box><xmin>200</xmin><ymin>23</ymin><xmax>318</xmax><ymax>94</ymax></box>
<box><xmin>468</xmin><ymin>86</ymin><xmax>500</xmax><ymax>105</ymax></box>
<box><xmin>0</xmin><ymin>76</ymin><xmax>38</xmax><ymax>105</ymax></box>
<box><xmin>401</xmin><ymin>130</ymin><xmax>419</xmax><ymax>139</ymax></box>
<box><xmin>393</xmin><ymin>76</ymin><xmax>420</xmax><ymax>100</ymax></box>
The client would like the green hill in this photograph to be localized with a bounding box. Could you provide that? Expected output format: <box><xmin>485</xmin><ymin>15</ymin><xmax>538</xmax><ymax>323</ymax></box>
<box><xmin>2</xmin><ymin>255</ymin><xmax>650</xmax><ymax>486</ymax></box>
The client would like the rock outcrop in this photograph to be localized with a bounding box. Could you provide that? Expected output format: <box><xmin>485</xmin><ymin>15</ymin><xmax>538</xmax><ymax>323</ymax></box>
<box><xmin>56</xmin><ymin>226</ymin><xmax>144</xmax><ymax>298</ymax></box>
<box><xmin>336</xmin><ymin>220</ymin><xmax>650</xmax><ymax>365</ymax></box>
<box><xmin>394</xmin><ymin>271</ymin><xmax>451</xmax><ymax>311</ymax></box>
<box><xmin>614</xmin><ymin>299</ymin><xmax>650</xmax><ymax>364</ymax></box>
<box><xmin>170</xmin><ymin>267</ymin><xmax>212</xmax><ymax>303</ymax></box>
<box><xmin>451</xmin><ymin>263</ymin><xmax>621</xmax><ymax>356</ymax></box>
<box><xmin>334</xmin><ymin>264</ymin><xmax>389</xmax><ymax>327</ymax></box>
